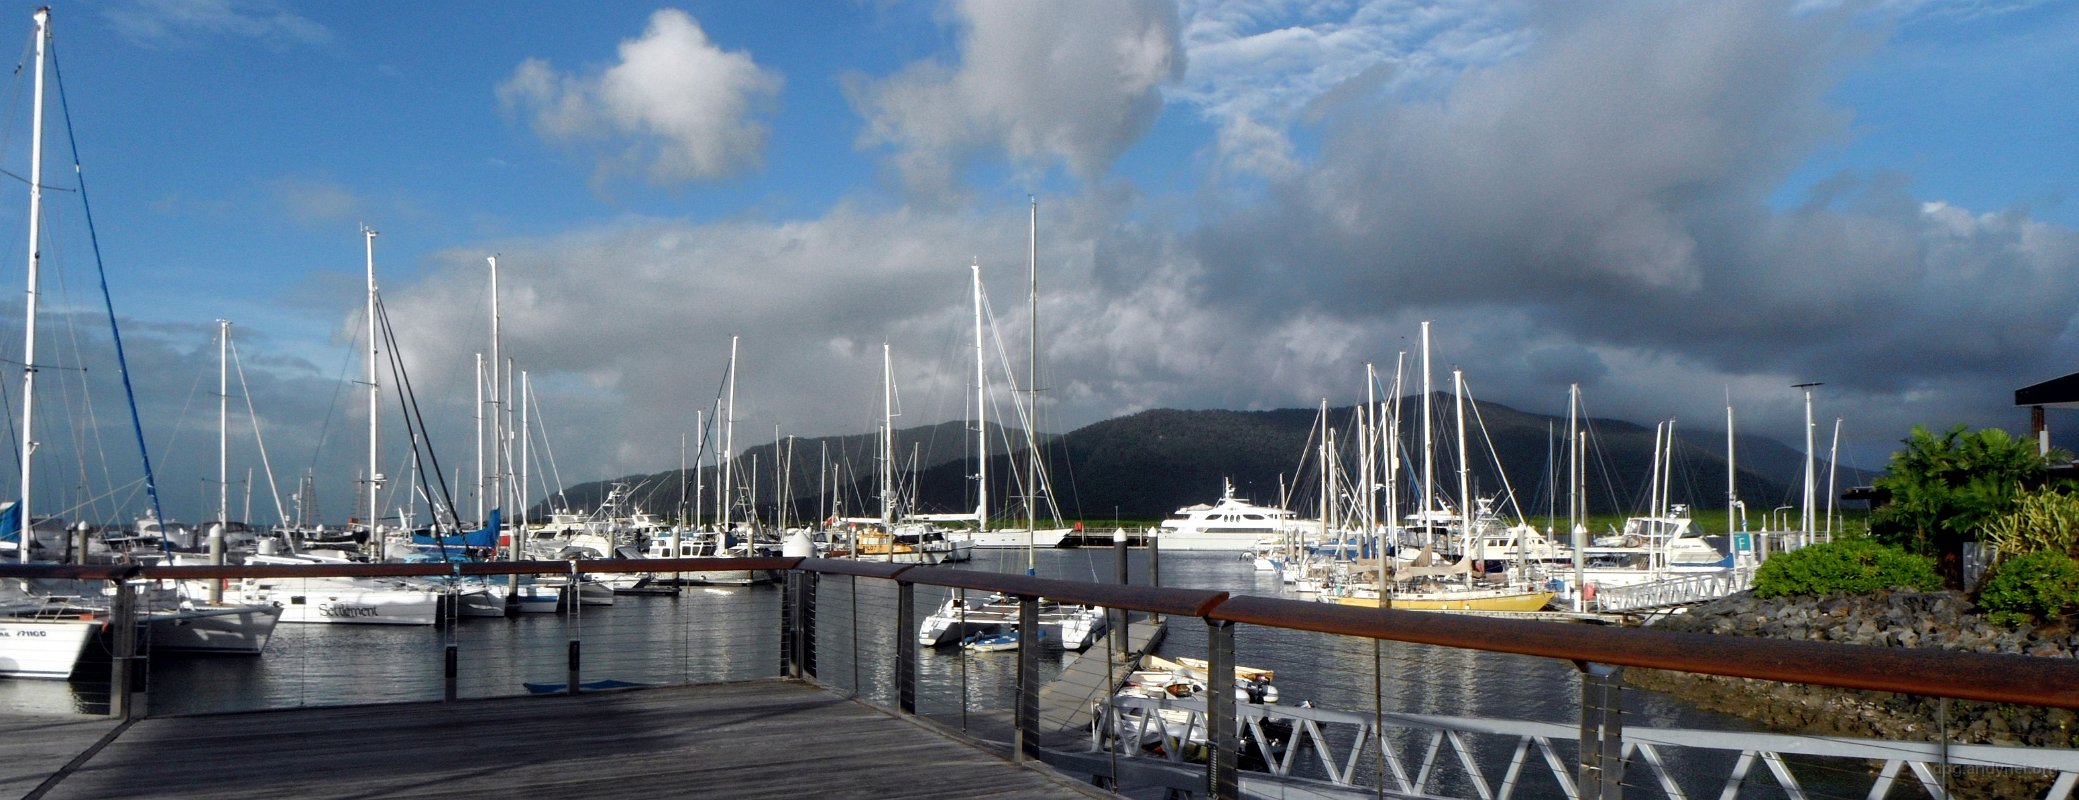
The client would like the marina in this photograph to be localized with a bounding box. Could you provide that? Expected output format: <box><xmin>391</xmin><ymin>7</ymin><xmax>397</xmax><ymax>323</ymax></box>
<box><xmin>8</xmin><ymin>550</ymin><xmax>2079</xmax><ymax>800</ymax></box>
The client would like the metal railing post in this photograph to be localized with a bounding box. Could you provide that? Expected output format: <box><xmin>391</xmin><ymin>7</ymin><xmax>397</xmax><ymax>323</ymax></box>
<box><xmin>108</xmin><ymin>579</ymin><xmax>138</xmax><ymax>719</ymax></box>
<box><xmin>897</xmin><ymin>579</ymin><xmax>916</xmax><ymax>715</ymax></box>
<box><xmin>566</xmin><ymin>639</ymin><xmax>581</xmax><ymax>695</ymax></box>
<box><xmin>444</xmin><ymin>644</ymin><xmax>458</xmax><ymax>702</ymax></box>
<box><xmin>780</xmin><ymin>570</ymin><xmax>799</xmax><ymax>678</ymax></box>
<box><xmin>1207</xmin><ymin>618</ymin><xmax>1238</xmax><ymax>799</ymax></box>
<box><xmin>1578</xmin><ymin>661</ymin><xmax>1625</xmax><ymax>800</ymax></box>
<box><xmin>800</xmin><ymin>571</ymin><xmax>818</xmax><ymax>680</ymax></box>
<box><xmin>1014</xmin><ymin>594</ymin><xmax>1040</xmax><ymax>761</ymax></box>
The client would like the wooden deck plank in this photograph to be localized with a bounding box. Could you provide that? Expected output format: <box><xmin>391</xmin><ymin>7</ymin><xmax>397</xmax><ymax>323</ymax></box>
<box><xmin>0</xmin><ymin>713</ymin><xmax>120</xmax><ymax>798</ymax></box>
<box><xmin>29</xmin><ymin>680</ymin><xmax>1104</xmax><ymax>799</ymax></box>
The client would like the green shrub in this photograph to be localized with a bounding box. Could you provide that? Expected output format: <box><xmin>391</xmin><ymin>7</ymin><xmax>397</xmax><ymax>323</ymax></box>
<box><xmin>1977</xmin><ymin>550</ymin><xmax>2079</xmax><ymax>627</ymax></box>
<box><xmin>1752</xmin><ymin>538</ymin><xmax>1944</xmax><ymax>598</ymax></box>
<box><xmin>1981</xmin><ymin>487</ymin><xmax>2079</xmax><ymax>561</ymax></box>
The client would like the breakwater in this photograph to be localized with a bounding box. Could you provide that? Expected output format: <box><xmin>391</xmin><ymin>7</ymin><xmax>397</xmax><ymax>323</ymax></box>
<box><xmin>1631</xmin><ymin>588</ymin><xmax>2078</xmax><ymax>797</ymax></box>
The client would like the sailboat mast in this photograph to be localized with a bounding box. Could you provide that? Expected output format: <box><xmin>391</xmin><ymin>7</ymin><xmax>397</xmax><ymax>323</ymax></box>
<box><xmin>973</xmin><ymin>260</ymin><xmax>986</xmax><ymax>534</ymax></box>
<box><xmin>475</xmin><ymin>353</ymin><xmax>484</xmax><ymax>524</ymax></box>
<box><xmin>215</xmin><ymin>320</ymin><xmax>230</xmax><ymax>586</ymax></box>
<box><xmin>1025</xmin><ymin>197</ymin><xmax>1038</xmax><ymax>573</ymax></box>
<box><xmin>15</xmin><ymin>8</ymin><xmax>45</xmax><ymax>563</ymax></box>
<box><xmin>1419</xmin><ymin>321</ymin><xmax>1433</xmax><ymax>548</ymax></box>
<box><xmin>881</xmin><ymin>343</ymin><xmax>894</xmax><ymax>541</ymax></box>
<box><xmin>1726</xmin><ymin>400</ymin><xmax>1737</xmax><ymax>535</ymax></box>
<box><xmin>1453</xmin><ymin>368</ymin><xmax>1469</xmax><ymax>556</ymax></box>
<box><xmin>487</xmin><ymin>256</ymin><xmax>503</xmax><ymax>549</ymax></box>
<box><xmin>363</xmin><ymin>226</ymin><xmax>380</xmax><ymax>548</ymax></box>
<box><xmin>723</xmin><ymin>336</ymin><xmax>738</xmax><ymax>533</ymax></box>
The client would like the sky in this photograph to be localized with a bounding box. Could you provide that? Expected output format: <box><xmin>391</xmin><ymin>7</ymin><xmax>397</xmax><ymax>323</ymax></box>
<box><xmin>0</xmin><ymin>0</ymin><xmax>2072</xmax><ymax>526</ymax></box>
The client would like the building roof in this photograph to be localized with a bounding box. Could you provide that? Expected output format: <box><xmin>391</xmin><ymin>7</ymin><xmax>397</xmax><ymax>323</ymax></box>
<box><xmin>2016</xmin><ymin>371</ymin><xmax>2079</xmax><ymax>406</ymax></box>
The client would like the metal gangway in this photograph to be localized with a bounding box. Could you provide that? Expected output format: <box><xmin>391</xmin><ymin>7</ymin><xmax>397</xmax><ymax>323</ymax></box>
<box><xmin>1591</xmin><ymin>568</ymin><xmax>1756</xmax><ymax>613</ymax></box>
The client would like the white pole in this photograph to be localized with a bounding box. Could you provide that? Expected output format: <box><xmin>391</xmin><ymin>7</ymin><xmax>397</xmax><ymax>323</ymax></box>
<box><xmin>1796</xmin><ymin>383</ymin><xmax>1821</xmax><ymax>547</ymax></box>
<box><xmin>212</xmin><ymin>320</ymin><xmax>229</xmax><ymax>599</ymax></box>
<box><xmin>1419</xmin><ymin>321</ymin><xmax>1433</xmax><ymax>550</ymax></box>
<box><xmin>474</xmin><ymin>353</ymin><xmax>484</xmax><ymax>524</ymax></box>
<box><xmin>15</xmin><ymin>8</ymin><xmax>46</xmax><ymax>564</ymax></box>
<box><xmin>364</xmin><ymin>226</ymin><xmax>380</xmax><ymax>551</ymax></box>
<box><xmin>1826</xmin><ymin>417</ymin><xmax>1842</xmax><ymax>541</ymax></box>
<box><xmin>723</xmin><ymin>336</ymin><xmax>738</xmax><ymax>534</ymax></box>
<box><xmin>973</xmin><ymin>260</ymin><xmax>987</xmax><ymax>535</ymax></box>
<box><xmin>1026</xmin><ymin>197</ymin><xmax>1039</xmax><ymax>574</ymax></box>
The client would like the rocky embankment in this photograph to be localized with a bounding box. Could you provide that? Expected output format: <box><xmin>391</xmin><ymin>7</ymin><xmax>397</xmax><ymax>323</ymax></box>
<box><xmin>1629</xmin><ymin>589</ymin><xmax>2077</xmax><ymax>797</ymax></box>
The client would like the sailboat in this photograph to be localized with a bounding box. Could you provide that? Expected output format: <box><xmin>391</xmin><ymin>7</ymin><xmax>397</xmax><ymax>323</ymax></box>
<box><xmin>1327</xmin><ymin>323</ymin><xmax>1556</xmax><ymax>612</ymax></box>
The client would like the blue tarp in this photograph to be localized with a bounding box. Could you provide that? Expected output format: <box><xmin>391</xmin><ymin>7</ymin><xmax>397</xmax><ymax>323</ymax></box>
<box><xmin>0</xmin><ymin>502</ymin><xmax>19</xmax><ymax>543</ymax></box>
<box><xmin>412</xmin><ymin>508</ymin><xmax>500</xmax><ymax>549</ymax></box>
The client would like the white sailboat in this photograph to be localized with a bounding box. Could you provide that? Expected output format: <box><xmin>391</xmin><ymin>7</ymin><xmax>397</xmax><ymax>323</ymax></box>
<box><xmin>0</xmin><ymin>9</ymin><xmax>101</xmax><ymax>678</ymax></box>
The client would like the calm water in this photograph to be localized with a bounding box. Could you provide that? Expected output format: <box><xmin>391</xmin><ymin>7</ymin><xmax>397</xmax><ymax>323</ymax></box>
<box><xmin>3</xmin><ymin>548</ymin><xmax>1808</xmax><ymax>796</ymax></box>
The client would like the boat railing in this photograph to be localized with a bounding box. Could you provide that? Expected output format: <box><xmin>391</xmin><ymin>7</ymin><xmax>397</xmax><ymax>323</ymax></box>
<box><xmin>6</xmin><ymin>557</ymin><xmax>2079</xmax><ymax>800</ymax></box>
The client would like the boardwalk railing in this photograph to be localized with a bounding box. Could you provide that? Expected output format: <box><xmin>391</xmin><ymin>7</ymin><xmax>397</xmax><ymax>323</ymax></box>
<box><xmin>7</xmin><ymin>557</ymin><xmax>2079</xmax><ymax>800</ymax></box>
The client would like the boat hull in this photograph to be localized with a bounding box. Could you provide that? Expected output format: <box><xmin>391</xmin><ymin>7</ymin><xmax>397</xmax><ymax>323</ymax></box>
<box><xmin>968</xmin><ymin>528</ymin><xmax>1072</xmax><ymax>549</ymax></box>
<box><xmin>0</xmin><ymin>617</ymin><xmax>99</xmax><ymax>679</ymax></box>
<box><xmin>146</xmin><ymin>603</ymin><xmax>282</xmax><ymax>654</ymax></box>
<box><xmin>1332</xmin><ymin>589</ymin><xmax>1556</xmax><ymax>612</ymax></box>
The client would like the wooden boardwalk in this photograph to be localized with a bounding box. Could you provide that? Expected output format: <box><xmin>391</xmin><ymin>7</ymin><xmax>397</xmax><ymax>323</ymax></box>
<box><xmin>11</xmin><ymin>680</ymin><xmax>1107</xmax><ymax>799</ymax></box>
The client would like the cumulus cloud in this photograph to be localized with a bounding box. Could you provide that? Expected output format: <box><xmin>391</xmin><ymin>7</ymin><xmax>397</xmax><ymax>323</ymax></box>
<box><xmin>103</xmin><ymin>0</ymin><xmax>331</xmax><ymax>50</ymax></box>
<box><xmin>498</xmin><ymin>9</ymin><xmax>782</xmax><ymax>185</ymax></box>
<box><xmin>847</xmin><ymin>0</ymin><xmax>1184</xmax><ymax>199</ymax></box>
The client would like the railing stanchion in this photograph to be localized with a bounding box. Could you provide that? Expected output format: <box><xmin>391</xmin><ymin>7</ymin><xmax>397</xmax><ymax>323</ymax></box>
<box><xmin>801</xmin><ymin>570</ymin><xmax>818</xmax><ymax>680</ymax></box>
<box><xmin>1577</xmin><ymin>661</ymin><xmax>1624</xmax><ymax>800</ymax></box>
<box><xmin>1207</xmin><ymin>618</ymin><xmax>1238</xmax><ymax>800</ymax></box>
<box><xmin>1014</xmin><ymin>594</ymin><xmax>1040</xmax><ymax>761</ymax></box>
<box><xmin>444</xmin><ymin>643</ymin><xmax>458</xmax><ymax>702</ymax></box>
<box><xmin>781</xmin><ymin>570</ymin><xmax>799</xmax><ymax>678</ymax></box>
<box><xmin>109</xmin><ymin>578</ymin><xmax>138</xmax><ymax>719</ymax></box>
<box><xmin>566</xmin><ymin>639</ymin><xmax>581</xmax><ymax>695</ymax></box>
<box><xmin>896</xmin><ymin>579</ymin><xmax>916</xmax><ymax>715</ymax></box>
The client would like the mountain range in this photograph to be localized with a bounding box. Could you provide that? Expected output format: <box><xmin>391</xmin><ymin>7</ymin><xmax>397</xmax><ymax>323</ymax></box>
<box><xmin>529</xmin><ymin>396</ymin><xmax>1846</xmax><ymax>528</ymax></box>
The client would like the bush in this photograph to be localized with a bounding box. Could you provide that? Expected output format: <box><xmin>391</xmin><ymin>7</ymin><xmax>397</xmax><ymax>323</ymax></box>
<box><xmin>1977</xmin><ymin>550</ymin><xmax>2079</xmax><ymax>627</ymax></box>
<box><xmin>1752</xmin><ymin>538</ymin><xmax>1943</xmax><ymax>598</ymax></box>
<box><xmin>1981</xmin><ymin>487</ymin><xmax>2079</xmax><ymax>560</ymax></box>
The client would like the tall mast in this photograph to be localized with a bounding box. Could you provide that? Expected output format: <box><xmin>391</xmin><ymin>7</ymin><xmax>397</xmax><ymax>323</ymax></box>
<box><xmin>973</xmin><ymin>260</ymin><xmax>987</xmax><ymax>534</ymax></box>
<box><xmin>363</xmin><ymin>225</ymin><xmax>380</xmax><ymax>548</ymax></box>
<box><xmin>723</xmin><ymin>336</ymin><xmax>738</xmax><ymax>533</ymax></box>
<box><xmin>1726</xmin><ymin>398</ymin><xmax>1738</xmax><ymax>536</ymax></box>
<box><xmin>881</xmin><ymin>343</ymin><xmax>895</xmax><ymax>539</ymax></box>
<box><xmin>520</xmin><ymin>371</ymin><xmax>531</xmax><ymax>533</ymax></box>
<box><xmin>487</xmin><ymin>256</ymin><xmax>502</xmax><ymax>531</ymax></box>
<box><xmin>474</xmin><ymin>353</ymin><xmax>484</xmax><ymax>524</ymax></box>
<box><xmin>1568</xmin><ymin>384</ymin><xmax>1583</xmax><ymax>611</ymax></box>
<box><xmin>1419</xmin><ymin>321</ymin><xmax>1433</xmax><ymax>548</ymax></box>
<box><xmin>1025</xmin><ymin>197</ymin><xmax>1039</xmax><ymax>574</ymax></box>
<box><xmin>1453</xmin><ymin>368</ymin><xmax>1468</xmax><ymax>555</ymax></box>
<box><xmin>212</xmin><ymin>320</ymin><xmax>229</xmax><ymax>599</ymax></box>
<box><xmin>15</xmin><ymin>7</ymin><xmax>45</xmax><ymax>563</ymax></box>
<box><xmin>1795</xmin><ymin>382</ymin><xmax>1821</xmax><ymax>544</ymax></box>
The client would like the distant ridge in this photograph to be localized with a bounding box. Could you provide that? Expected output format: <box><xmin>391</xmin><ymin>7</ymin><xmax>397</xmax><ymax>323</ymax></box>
<box><xmin>535</xmin><ymin>397</ymin><xmax>1815</xmax><ymax>526</ymax></box>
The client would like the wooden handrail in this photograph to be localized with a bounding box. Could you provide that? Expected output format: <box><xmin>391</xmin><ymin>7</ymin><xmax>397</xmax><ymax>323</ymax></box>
<box><xmin>10</xmin><ymin>558</ymin><xmax>2077</xmax><ymax>709</ymax></box>
<box><xmin>893</xmin><ymin>564</ymin><xmax>1228</xmax><ymax>617</ymax></box>
<box><xmin>1208</xmin><ymin>594</ymin><xmax>2079</xmax><ymax>710</ymax></box>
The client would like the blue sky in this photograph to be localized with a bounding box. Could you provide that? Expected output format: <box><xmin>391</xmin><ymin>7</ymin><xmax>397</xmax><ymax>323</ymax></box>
<box><xmin>0</xmin><ymin>0</ymin><xmax>2073</xmax><ymax>525</ymax></box>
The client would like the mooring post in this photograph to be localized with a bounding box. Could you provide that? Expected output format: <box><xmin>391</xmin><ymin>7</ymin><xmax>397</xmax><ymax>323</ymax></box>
<box><xmin>444</xmin><ymin>644</ymin><xmax>458</xmax><ymax>702</ymax></box>
<box><xmin>108</xmin><ymin>579</ymin><xmax>138</xmax><ymax>719</ymax></box>
<box><xmin>1014</xmin><ymin>595</ymin><xmax>1041</xmax><ymax>761</ymax></box>
<box><xmin>1206</xmin><ymin>619</ymin><xmax>1238</xmax><ymax>799</ymax></box>
<box><xmin>1147</xmin><ymin>533</ymin><xmax>1162</xmax><ymax>624</ymax></box>
<box><xmin>1577</xmin><ymin>661</ymin><xmax>1625</xmax><ymax>800</ymax></box>
<box><xmin>896</xmin><ymin>579</ymin><xmax>917</xmax><ymax>715</ymax></box>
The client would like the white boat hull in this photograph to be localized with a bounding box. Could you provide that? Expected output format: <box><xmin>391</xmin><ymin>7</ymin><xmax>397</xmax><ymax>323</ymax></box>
<box><xmin>239</xmin><ymin>584</ymin><xmax>441</xmax><ymax>625</ymax></box>
<box><xmin>146</xmin><ymin>603</ymin><xmax>282</xmax><ymax>654</ymax></box>
<box><xmin>0</xmin><ymin>617</ymin><xmax>99</xmax><ymax>679</ymax></box>
<box><xmin>968</xmin><ymin>528</ymin><xmax>1072</xmax><ymax>549</ymax></box>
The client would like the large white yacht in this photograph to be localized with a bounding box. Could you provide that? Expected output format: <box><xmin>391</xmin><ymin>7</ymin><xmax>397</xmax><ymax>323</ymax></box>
<box><xmin>1155</xmin><ymin>480</ymin><xmax>1305</xmax><ymax>552</ymax></box>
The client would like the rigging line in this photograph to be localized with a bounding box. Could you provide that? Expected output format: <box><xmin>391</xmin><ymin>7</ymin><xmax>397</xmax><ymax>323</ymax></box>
<box><xmin>229</xmin><ymin>337</ymin><xmax>289</xmax><ymax>526</ymax></box>
<box><xmin>45</xmin><ymin>228</ymin><xmax>119</xmax><ymax>526</ymax></box>
<box><xmin>51</xmin><ymin>40</ymin><xmax>167</xmax><ymax>549</ymax></box>
<box><xmin>524</xmin><ymin>384</ymin><xmax>567</xmax><ymax>510</ymax></box>
<box><xmin>1459</xmin><ymin>378</ymin><xmax>1529</xmax><ymax>526</ymax></box>
<box><xmin>374</xmin><ymin>296</ymin><xmax>463</xmax><ymax>535</ymax></box>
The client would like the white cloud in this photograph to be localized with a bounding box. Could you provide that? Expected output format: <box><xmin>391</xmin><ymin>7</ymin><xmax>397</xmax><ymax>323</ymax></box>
<box><xmin>497</xmin><ymin>9</ymin><xmax>782</xmax><ymax>185</ymax></box>
<box><xmin>847</xmin><ymin>0</ymin><xmax>1184</xmax><ymax>199</ymax></box>
<box><xmin>103</xmin><ymin>0</ymin><xmax>331</xmax><ymax>50</ymax></box>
